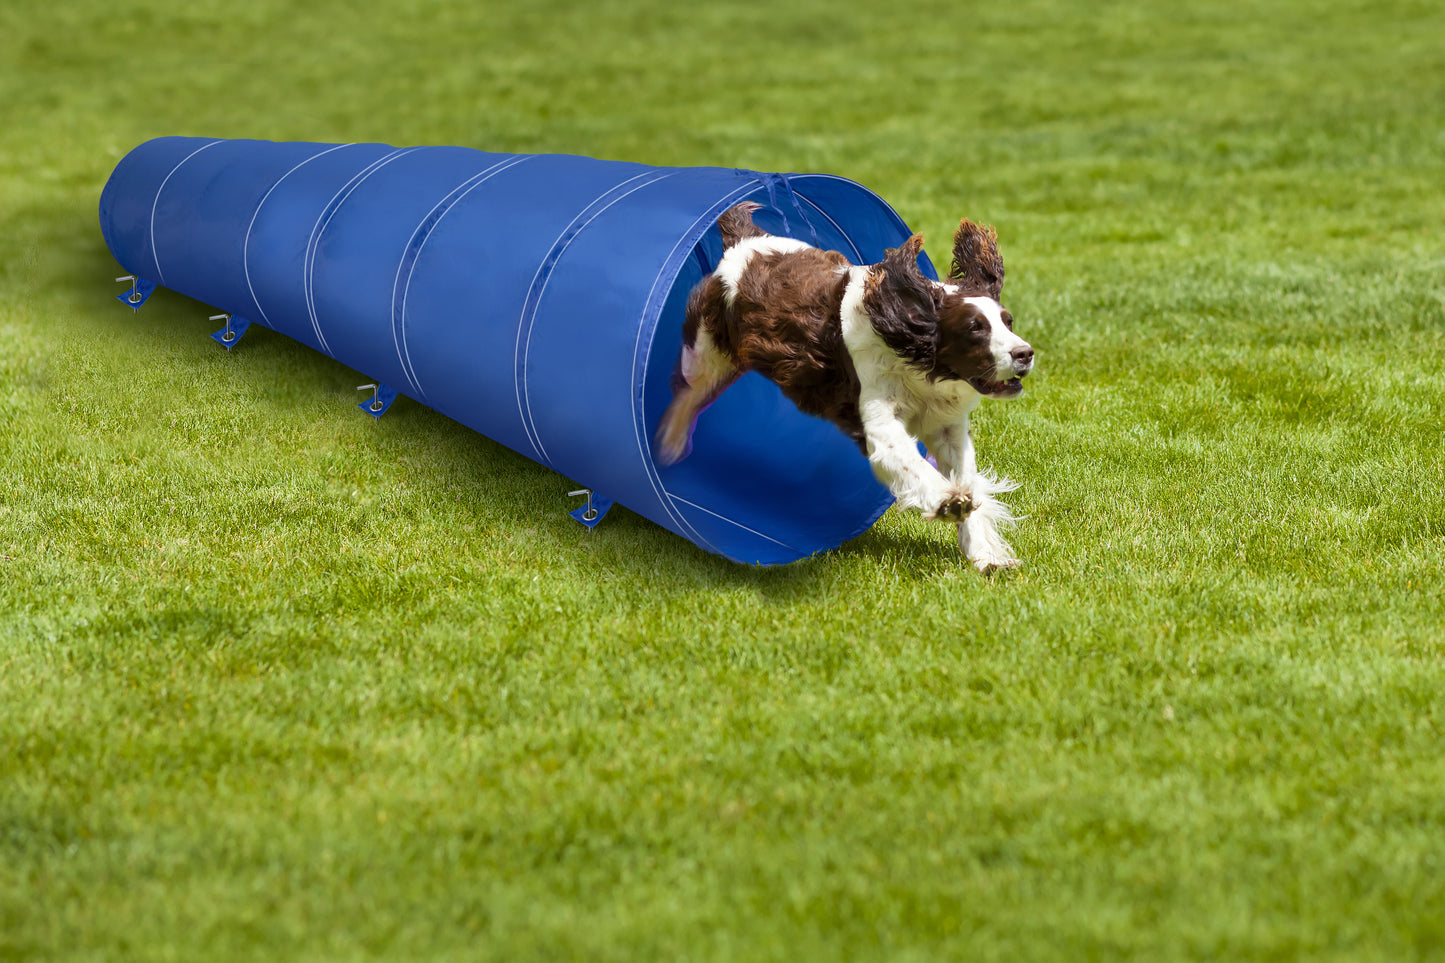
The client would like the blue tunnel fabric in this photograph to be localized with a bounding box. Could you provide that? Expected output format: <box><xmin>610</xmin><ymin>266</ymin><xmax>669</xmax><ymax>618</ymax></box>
<box><xmin>99</xmin><ymin>137</ymin><xmax>935</xmax><ymax>564</ymax></box>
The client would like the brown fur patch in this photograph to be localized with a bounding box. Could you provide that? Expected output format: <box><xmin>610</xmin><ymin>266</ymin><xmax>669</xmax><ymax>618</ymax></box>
<box><xmin>862</xmin><ymin>234</ymin><xmax>940</xmax><ymax>375</ymax></box>
<box><xmin>691</xmin><ymin>247</ymin><xmax>867</xmax><ymax>448</ymax></box>
<box><xmin>680</xmin><ymin>274</ymin><xmax>728</xmax><ymax>365</ymax></box>
<box><xmin>949</xmin><ymin>219</ymin><xmax>1005</xmax><ymax>300</ymax></box>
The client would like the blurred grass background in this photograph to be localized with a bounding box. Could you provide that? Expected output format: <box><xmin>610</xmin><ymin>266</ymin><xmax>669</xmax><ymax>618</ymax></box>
<box><xmin>2</xmin><ymin>0</ymin><xmax>1444</xmax><ymax>959</ymax></box>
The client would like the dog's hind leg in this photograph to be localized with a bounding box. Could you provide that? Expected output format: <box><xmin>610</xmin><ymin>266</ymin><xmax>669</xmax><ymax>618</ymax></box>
<box><xmin>654</xmin><ymin>298</ymin><xmax>740</xmax><ymax>466</ymax></box>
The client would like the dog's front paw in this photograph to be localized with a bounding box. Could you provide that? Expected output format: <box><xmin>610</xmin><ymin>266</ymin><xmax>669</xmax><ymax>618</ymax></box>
<box><xmin>924</xmin><ymin>487</ymin><xmax>976</xmax><ymax>522</ymax></box>
<box><xmin>972</xmin><ymin>554</ymin><xmax>1021</xmax><ymax>575</ymax></box>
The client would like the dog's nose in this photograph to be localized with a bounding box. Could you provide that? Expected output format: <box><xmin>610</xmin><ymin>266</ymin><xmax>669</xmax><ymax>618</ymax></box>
<box><xmin>1011</xmin><ymin>345</ymin><xmax>1034</xmax><ymax>371</ymax></box>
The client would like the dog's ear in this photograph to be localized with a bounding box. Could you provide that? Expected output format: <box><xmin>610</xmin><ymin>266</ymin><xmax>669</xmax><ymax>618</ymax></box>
<box><xmin>865</xmin><ymin>233</ymin><xmax>939</xmax><ymax>371</ymax></box>
<box><xmin>949</xmin><ymin>219</ymin><xmax>1004</xmax><ymax>300</ymax></box>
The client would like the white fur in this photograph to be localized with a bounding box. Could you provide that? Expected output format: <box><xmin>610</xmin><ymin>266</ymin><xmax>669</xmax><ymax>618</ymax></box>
<box><xmin>843</xmin><ymin>270</ymin><xmax>1023</xmax><ymax>572</ymax></box>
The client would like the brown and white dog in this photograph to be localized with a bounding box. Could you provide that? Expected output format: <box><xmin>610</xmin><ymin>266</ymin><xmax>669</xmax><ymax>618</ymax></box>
<box><xmin>654</xmin><ymin>203</ymin><xmax>1034</xmax><ymax>571</ymax></box>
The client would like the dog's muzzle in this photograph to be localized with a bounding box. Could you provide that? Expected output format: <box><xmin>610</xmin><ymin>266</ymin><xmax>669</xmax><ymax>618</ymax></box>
<box><xmin>970</xmin><ymin>344</ymin><xmax>1034</xmax><ymax>397</ymax></box>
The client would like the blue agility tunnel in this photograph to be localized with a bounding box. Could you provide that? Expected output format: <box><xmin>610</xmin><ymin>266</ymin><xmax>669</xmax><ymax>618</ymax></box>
<box><xmin>99</xmin><ymin>137</ymin><xmax>936</xmax><ymax>564</ymax></box>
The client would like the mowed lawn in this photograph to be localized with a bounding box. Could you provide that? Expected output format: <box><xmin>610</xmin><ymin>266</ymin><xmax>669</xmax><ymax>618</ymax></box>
<box><xmin>3</xmin><ymin>0</ymin><xmax>1444</xmax><ymax>959</ymax></box>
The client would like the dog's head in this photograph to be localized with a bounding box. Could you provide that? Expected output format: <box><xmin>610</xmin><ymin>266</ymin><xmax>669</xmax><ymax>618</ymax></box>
<box><xmin>864</xmin><ymin>221</ymin><xmax>1034</xmax><ymax>398</ymax></box>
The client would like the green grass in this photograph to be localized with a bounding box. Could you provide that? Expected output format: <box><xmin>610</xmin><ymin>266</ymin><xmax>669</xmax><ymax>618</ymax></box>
<box><xmin>4</xmin><ymin>0</ymin><xmax>1445</xmax><ymax>959</ymax></box>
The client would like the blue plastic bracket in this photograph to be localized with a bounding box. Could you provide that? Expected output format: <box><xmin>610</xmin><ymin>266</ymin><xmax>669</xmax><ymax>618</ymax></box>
<box><xmin>568</xmin><ymin>488</ymin><xmax>614</xmax><ymax>529</ymax></box>
<box><xmin>209</xmin><ymin>313</ymin><xmax>254</xmax><ymax>350</ymax></box>
<box><xmin>115</xmin><ymin>275</ymin><xmax>157</xmax><ymax>312</ymax></box>
<box><xmin>356</xmin><ymin>383</ymin><xmax>400</xmax><ymax>419</ymax></box>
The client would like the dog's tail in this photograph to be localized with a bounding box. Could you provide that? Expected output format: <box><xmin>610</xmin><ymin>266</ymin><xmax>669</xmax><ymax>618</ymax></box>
<box><xmin>717</xmin><ymin>201</ymin><xmax>768</xmax><ymax>249</ymax></box>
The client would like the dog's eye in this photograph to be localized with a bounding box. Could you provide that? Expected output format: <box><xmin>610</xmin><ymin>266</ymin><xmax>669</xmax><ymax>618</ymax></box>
<box><xmin>972</xmin><ymin>318</ymin><xmax>988</xmax><ymax>332</ymax></box>
<box><xmin>1002</xmin><ymin>312</ymin><xmax>1014</xmax><ymax>330</ymax></box>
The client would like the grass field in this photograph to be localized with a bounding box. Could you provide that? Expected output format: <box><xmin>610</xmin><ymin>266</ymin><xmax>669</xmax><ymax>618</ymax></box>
<box><xmin>4</xmin><ymin>0</ymin><xmax>1445</xmax><ymax>959</ymax></box>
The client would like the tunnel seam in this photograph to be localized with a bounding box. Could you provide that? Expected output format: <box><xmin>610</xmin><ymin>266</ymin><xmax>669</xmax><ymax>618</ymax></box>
<box><xmin>303</xmin><ymin>147</ymin><xmax>421</xmax><ymax>357</ymax></box>
<box><xmin>148</xmin><ymin>139</ymin><xmax>223</xmax><ymax>287</ymax></box>
<box><xmin>514</xmin><ymin>170</ymin><xmax>679</xmax><ymax>469</ymax></box>
<box><xmin>393</xmin><ymin>153</ymin><xmax>535</xmax><ymax>401</ymax></box>
<box><xmin>243</xmin><ymin>143</ymin><xmax>355</xmax><ymax>330</ymax></box>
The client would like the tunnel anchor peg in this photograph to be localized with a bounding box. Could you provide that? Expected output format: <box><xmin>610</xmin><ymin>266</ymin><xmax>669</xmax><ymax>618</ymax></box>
<box><xmin>114</xmin><ymin>275</ymin><xmax>157</xmax><ymax>312</ymax></box>
<box><xmin>356</xmin><ymin>383</ymin><xmax>400</xmax><ymax>419</ymax></box>
<box><xmin>567</xmin><ymin>488</ymin><xmax>614</xmax><ymax>529</ymax></box>
<box><xmin>209</xmin><ymin>313</ymin><xmax>254</xmax><ymax>350</ymax></box>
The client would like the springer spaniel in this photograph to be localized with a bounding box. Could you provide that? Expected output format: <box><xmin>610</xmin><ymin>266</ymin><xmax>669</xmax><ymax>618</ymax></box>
<box><xmin>655</xmin><ymin>203</ymin><xmax>1034</xmax><ymax>572</ymax></box>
